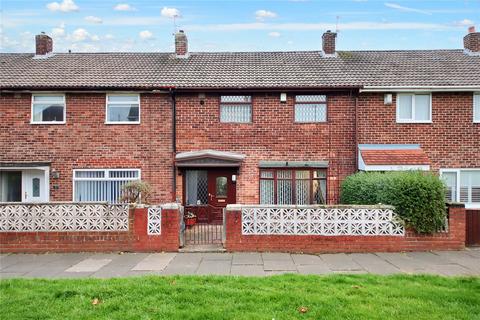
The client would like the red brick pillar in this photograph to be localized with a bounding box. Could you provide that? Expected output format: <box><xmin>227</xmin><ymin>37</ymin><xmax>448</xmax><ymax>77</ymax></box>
<box><xmin>446</xmin><ymin>203</ymin><xmax>466</xmax><ymax>248</ymax></box>
<box><xmin>224</xmin><ymin>206</ymin><xmax>242</xmax><ymax>252</ymax></box>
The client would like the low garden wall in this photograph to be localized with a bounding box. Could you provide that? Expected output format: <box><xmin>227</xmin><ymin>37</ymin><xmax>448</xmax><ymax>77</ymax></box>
<box><xmin>224</xmin><ymin>204</ymin><xmax>466</xmax><ymax>253</ymax></box>
<box><xmin>0</xmin><ymin>202</ymin><xmax>182</xmax><ymax>253</ymax></box>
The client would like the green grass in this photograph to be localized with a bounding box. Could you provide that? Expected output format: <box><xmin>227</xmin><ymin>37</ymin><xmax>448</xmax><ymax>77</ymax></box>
<box><xmin>1</xmin><ymin>275</ymin><xmax>479</xmax><ymax>319</ymax></box>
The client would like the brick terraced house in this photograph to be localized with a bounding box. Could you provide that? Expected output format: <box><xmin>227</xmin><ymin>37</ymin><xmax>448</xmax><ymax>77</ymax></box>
<box><xmin>1</xmin><ymin>28</ymin><xmax>479</xmax><ymax>227</ymax></box>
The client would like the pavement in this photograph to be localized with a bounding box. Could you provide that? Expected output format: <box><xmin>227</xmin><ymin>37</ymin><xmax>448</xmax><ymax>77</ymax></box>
<box><xmin>1</xmin><ymin>248</ymin><xmax>479</xmax><ymax>279</ymax></box>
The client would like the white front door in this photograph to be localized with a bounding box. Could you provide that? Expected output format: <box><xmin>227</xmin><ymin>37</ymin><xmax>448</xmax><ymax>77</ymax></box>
<box><xmin>23</xmin><ymin>170</ymin><xmax>48</xmax><ymax>202</ymax></box>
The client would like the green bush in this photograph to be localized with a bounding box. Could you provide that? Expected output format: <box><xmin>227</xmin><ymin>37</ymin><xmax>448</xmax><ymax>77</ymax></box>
<box><xmin>341</xmin><ymin>171</ymin><xmax>447</xmax><ymax>234</ymax></box>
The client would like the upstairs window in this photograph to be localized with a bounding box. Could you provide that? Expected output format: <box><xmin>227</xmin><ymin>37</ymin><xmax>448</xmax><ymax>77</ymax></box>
<box><xmin>474</xmin><ymin>93</ymin><xmax>480</xmax><ymax>123</ymax></box>
<box><xmin>295</xmin><ymin>95</ymin><xmax>327</xmax><ymax>122</ymax></box>
<box><xmin>73</xmin><ymin>169</ymin><xmax>140</xmax><ymax>203</ymax></box>
<box><xmin>397</xmin><ymin>93</ymin><xmax>431</xmax><ymax>123</ymax></box>
<box><xmin>106</xmin><ymin>94</ymin><xmax>140</xmax><ymax>124</ymax></box>
<box><xmin>31</xmin><ymin>94</ymin><xmax>66</xmax><ymax>124</ymax></box>
<box><xmin>220</xmin><ymin>95</ymin><xmax>252</xmax><ymax>123</ymax></box>
<box><xmin>260</xmin><ymin>169</ymin><xmax>327</xmax><ymax>205</ymax></box>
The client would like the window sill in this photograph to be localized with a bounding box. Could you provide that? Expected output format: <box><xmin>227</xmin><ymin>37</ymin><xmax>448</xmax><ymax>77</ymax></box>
<box><xmin>294</xmin><ymin>121</ymin><xmax>328</xmax><ymax>124</ymax></box>
<box><xmin>30</xmin><ymin>121</ymin><xmax>66</xmax><ymax>125</ymax></box>
<box><xmin>465</xmin><ymin>203</ymin><xmax>480</xmax><ymax>209</ymax></box>
<box><xmin>396</xmin><ymin>120</ymin><xmax>432</xmax><ymax>124</ymax></box>
<box><xmin>105</xmin><ymin>121</ymin><xmax>141</xmax><ymax>125</ymax></box>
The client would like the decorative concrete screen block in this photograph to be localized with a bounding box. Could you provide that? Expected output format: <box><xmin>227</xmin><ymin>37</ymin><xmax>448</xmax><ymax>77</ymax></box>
<box><xmin>0</xmin><ymin>203</ymin><xmax>129</xmax><ymax>232</ymax></box>
<box><xmin>147</xmin><ymin>206</ymin><xmax>162</xmax><ymax>235</ymax></box>
<box><xmin>241</xmin><ymin>206</ymin><xmax>404</xmax><ymax>236</ymax></box>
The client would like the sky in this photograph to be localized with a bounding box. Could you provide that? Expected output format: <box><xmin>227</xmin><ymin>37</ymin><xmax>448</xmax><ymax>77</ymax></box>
<box><xmin>0</xmin><ymin>0</ymin><xmax>479</xmax><ymax>53</ymax></box>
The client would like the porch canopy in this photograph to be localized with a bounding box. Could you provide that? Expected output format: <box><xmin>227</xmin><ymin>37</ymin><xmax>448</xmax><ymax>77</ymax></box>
<box><xmin>358</xmin><ymin>144</ymin><xmax>431</xmax><ymax>171</ymax></box>
<box><xmin>175</xmin><ymin>150</ymin><xmax>245</xmax><ymax>167</ymax></box>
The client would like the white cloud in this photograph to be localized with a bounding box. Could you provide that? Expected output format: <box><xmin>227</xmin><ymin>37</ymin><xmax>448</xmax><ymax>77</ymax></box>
<box><xmin>455</xmin><ymin>19</ymin><xmax>474</xmax><ymax>27</ymax></box>
<box><xmin>114</xmin><ymin>3</ymin><xmax>136</xmax><ymax>11</ymax></box>
<box><xmin>105</xmin><ymin>34</ymin><xmax>114</xmax><ymax>40</ymax></box>
<box><xmin>68</xmin><ymin>28</ymin><xmax>99</xmax><ymax>42</ymax></box>
<box><xmin>255</xmin><ymin>10</ymin><xmax>277</xmax><ymax>21</ymax></box>
<box><xmin>139</xmin><ymin>30</ymin><xmax>154</xmax><ymax>40</ymax></box>
<box><xmin>268</xmin><ymin>31</ymin><xmax>281</xmax><ymax>37</ymax></box>
<box><xmin>46</xmin><ymin>0</ymin><xmax>79</xmax><ymax>12</ymax></box>
<box><xmin>85</xmin><ymin>16</ymin><xmax>103</xmax><ymax>24</ymax></box>
<box><xmin>161</xmin><ymin>7</ymin><xmax>181</xmax><ymax>18</ymax></box>
<box><xmin>384</xmin><ymin>3</ymin><xmax>431</xmax><ymax>15</ymax></box>
<box><xmin>52</xmin><ymin>27</ymin><xmax>65</xmax><ymax>38</ymax></box>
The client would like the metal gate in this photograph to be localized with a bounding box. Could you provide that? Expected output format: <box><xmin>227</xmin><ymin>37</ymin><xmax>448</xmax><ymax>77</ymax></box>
<box><xmin>466</xmin><ymin>210</ymin><xmax>480</xmax><ymax>246</ymax></box>
<box><xmin>183</xmin><ymin>205</ymin><xmax>223</xmax><ymax>246</ymax></box>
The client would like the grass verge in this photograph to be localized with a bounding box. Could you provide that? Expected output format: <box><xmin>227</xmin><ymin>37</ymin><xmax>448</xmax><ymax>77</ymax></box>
<box><xmin>1</xmin><ymin>274</ymin><xmax>479</xmax><ymax>319</ymax></box>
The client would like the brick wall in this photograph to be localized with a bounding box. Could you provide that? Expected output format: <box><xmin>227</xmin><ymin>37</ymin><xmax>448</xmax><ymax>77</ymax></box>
<box><xmin>175</xmin><ymin>92</ymin><xmax>357</xmax><ymax>204</ymax></box>
<box><xmin>0</xmin><ymin>205</ymin><xmax>181</xmax><ymax>253</ymax></box>
<box><xmin>357</xmin><ymin>92</ymin><xmax>480</xmax><ymax>170</ymax></box>
<box><xmin>224</xmin><ymin>204</ymin><xmax>466</xmax><ymax>253</ymax></box>
<box><xmin>0</xmin><ymin>92</ymin><xmax>174</xmax><ymax>203</ymax></box>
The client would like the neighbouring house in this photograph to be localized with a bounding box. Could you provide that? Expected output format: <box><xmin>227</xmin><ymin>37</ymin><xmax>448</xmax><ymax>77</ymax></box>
<box><xmin>1</xmin><ymin>28</ymin><xmax>479</xmax><ymax>224</ymax></box>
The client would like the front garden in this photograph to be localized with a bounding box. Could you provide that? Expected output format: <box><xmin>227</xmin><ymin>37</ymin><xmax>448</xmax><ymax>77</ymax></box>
<box><xmin>1</xmin><ymin>274</ymin><xmax>479</xmax><ymax>319</ymax></box>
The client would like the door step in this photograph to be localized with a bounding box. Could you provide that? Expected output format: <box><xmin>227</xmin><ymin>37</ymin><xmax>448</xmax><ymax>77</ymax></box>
<box><xmin>179</xmin><ymin>245</ymin><xmax>226</xmax><ymax>253</ymax></box>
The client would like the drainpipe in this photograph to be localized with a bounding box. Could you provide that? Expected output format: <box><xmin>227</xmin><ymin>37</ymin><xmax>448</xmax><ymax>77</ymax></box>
<box><xmin>354</xmin><ymin>94</ymin><xmax>359</xmax><ymax>172</ymax></box>
<box><xmin>170</xmin><ymin>88</ymin><xmax>177</xmax><ymax>202</ymax></box>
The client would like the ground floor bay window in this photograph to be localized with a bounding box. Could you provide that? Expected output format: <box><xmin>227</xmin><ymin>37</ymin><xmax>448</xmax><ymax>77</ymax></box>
<box><xmin>441</xmin><ymin>169</ymin><xmax>480</xmax><ymax>209</ymax></box>
<box><xmin>260</xmin><ymin>169</ymin><xmax>327</xmax><ymax>205</ymax></box>
<box><xmin>73</xmin><ymin>169</ymin><xmax>140</xmax><ymax>203</ymax></box>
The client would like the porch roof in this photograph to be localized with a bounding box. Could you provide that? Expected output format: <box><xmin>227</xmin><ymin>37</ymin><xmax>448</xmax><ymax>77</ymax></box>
<box><xmin>175</xmin><ymin>150</ymin><xmax>245</xmax><ymax>167</ymax></box>
<box><xmin>358</xmin><ymin>144</ymin><xmax>431</xmax><ymax>171</ymax></box>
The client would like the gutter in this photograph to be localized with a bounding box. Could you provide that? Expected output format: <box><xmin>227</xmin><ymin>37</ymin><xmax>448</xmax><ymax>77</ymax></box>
<box><xmin>360</xmin><ymin>86</ymin><xmax>480</xmax><ymax>93</ymax></box>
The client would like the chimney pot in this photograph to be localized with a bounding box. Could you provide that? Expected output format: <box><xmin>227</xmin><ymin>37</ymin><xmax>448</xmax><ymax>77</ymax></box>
<box><xmin>35</xmin><ymin>33</ymin><xmax>53</xmax><ymax>55</ymax></box>
<box><xmin>322</xmin><ymin>30</ymin><xmax>337</xmax><ymax>56</ymax></box>
<box><xmin>175</xmin><ymin>30</ymin><xmax>188</xmax><ymax>57</ymax></box>
<box><xmin>464</xmin><ymin>26</ymin><xmax>480</xmax><ymax>54</ymax></box>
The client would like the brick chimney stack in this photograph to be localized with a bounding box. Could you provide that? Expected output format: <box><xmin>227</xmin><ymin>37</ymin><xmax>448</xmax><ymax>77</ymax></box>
<box><xmin>175</xmin><ymin>30</ymin><xmax>188</xmax><ymax>57</ymax></box>
<box><xmin>322</xmin><ymin>30</ymin><xmax>337</xmax><ymax>56</ymax></box>
<box><xmin>464</xmin><ymin>26</ymin><xmax>480</xmax><ymax>55</ymax></box>
<box><xmin>35</xmin><ymin>32</ymin><xmax>53</xmax><ymax>56</ymax></box>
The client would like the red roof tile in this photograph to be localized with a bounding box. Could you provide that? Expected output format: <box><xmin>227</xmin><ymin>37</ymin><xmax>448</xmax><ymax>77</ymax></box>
<box><xmin>361</xmin><ymin>149</ymin><xmax>430</xmax><ymax>165</ymax></box>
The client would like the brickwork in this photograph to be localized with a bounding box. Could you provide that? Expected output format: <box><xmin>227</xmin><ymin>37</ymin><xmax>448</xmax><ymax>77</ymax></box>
<box><xmin>0</xmin><ymin>206</ymin><xmax>181</xmax><ymax>253</ymax></box>
<box><xmin>464</xmin><ymin>31</ymin><xmax>480</xmax><ymax>53</ymax></box>
<box><xmin>175</xmin><ymin>92</ymin><xmax>357</xmax><ymax>204</ymax></box>
<box><xmin>0</xmin><ymin>92</ymin><xmax>174</xmax><ymax>203</ymax></box>
<box><xmin>357</xmin><ymin>92</ymin><xmax>480</xmax><ymax>170</ymax></box>
<box><xmin>224</xmin><ymin>204</ymin><xmax>466</xmax><ymax>253</ymax></box>
<box><xmin>35</xmin><ymin>34</ymin><xmax>52</xmax><ymax>55</ymax></box>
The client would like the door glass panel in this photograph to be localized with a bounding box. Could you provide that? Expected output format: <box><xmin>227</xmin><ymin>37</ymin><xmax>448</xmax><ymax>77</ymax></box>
<box><xmin>312</xmin><ymin>180</ymin><xmax>327</xmax><ymax>204</ymax></box>
<box><xmin>216</xmin><ymin>177</ymin><xmax>228</xmax><ymax>197</ymax></box>
<box><xmin>295</xmin><ymin>170</ymin><xmax>310</xmax><ymax>204</ymax></box>
<box><xmin>185</xmin><ymin>170</ymin><xmax>208</xmax><ymax>205</ymax></box>
<box><xmin>32</xmin><ymin>178</ymin><xmax>40</xmax><ymax>197</ymax></box>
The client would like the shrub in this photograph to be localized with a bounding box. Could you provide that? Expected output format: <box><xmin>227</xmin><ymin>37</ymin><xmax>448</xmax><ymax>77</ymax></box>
<box><xmin>341</xmin><ymin>171</ymin><xmax>447</xmax><ymax>234</ymax></box>
<box><xmin>120</xmin><ymin>180</ymin><xmax>153</xmax><ymax>204</ymax></box>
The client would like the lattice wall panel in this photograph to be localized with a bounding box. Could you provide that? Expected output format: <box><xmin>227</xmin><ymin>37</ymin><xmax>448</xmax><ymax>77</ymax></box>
<box><xmin>241</xmin><ymin>207</ymin><xmax>404</xmax><ymax>236</ymax></box>
<box><xmin>0</xmin><ymin>203</ymin><xmax>129</xmax><ymax>232</ymax></box>
<box><xmin>147</xmin><ymin>207</ymin><xmax>162</xmax><ymax>235</ymax></box>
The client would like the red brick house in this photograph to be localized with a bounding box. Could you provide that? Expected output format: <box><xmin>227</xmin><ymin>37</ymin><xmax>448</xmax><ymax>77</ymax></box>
<box><xmin>1</xmin><ymin>28</ymin><xmax>479</xmax><ymax>223</ymax></box>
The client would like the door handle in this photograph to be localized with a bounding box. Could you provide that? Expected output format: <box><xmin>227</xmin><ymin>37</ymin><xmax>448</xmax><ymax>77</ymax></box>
<box><xmin>24</xmin><ymin>191</ymin><xmax>28</xmax><ymax>200</ymax></box>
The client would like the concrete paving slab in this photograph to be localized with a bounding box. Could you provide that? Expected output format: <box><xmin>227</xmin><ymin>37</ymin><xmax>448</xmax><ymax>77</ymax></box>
<box><xmin>132</xmin><ymin>253</ymin><xmax>176</xmax><ymax>271</ymax></box>
<box><xmin>53</xmin><ymin>272</ymin><xmax>95</xmax><ymax>278</ymax></box>
<box><xmin>291</xmin><ymin>254</ymin><xmax>324</xmax><ymax>265</ymax></box>
<box><xmin>231</xmin><ymin>265</ymin><xmax>266</xmax><ymax>276</ymax></box>
<box><xmin>429</xmin><ymin>264</ymin><xmax>474</xmax><ymax>276</ymax></box>
<box><xmin>169</xmin><ymin>253</ymin><xmax>203</xmax><ymax>264</ymax></box>
<box><xmin>92</xmin><ymin>253</ymin><xmax>150</xmax><ymax>278</ymax></box>
<box><xmin>465</xmin><ymin>248</ymin><xmax>480</xmax><ymax>258</ymax></box>
<box><xmin>202</xmin><ymin>253</ymin><xmax>232</xmax><ymax>261</ymax></box>
<box><xmin>232</xmin><ymin>253</ymin><xmax>263</xmax><ymax>265</ymax></box>
<box><xmin>262</xmin><ymin>253</ymin><xmax>293</xmax><ymax>261</ymax></box>
<box><xmin>375</xmin><ymin>252</ymin><xmax>425</xmax><ymax>273</ymax></box>
<box><xmin>1</xmin><ymin>253</ymin><xmax>67</xmax><ymax>271</ymax></box>
<box><xmin>297</xmin><ymin>265</ymin><xmax>331</xmax><ymax>275</ymax></box>
<box><xmin>65</xmin><ymin>258</ymin><xmax>112</xmax><ymax>273</ymax></box>
<box><xmin>406</xmin><ymin>252</ymin><xmax>452</xmax><ymax>265</ymax></box>
<box><xmin>0</xmin><ymin>272</ymin><xmax>27</xmax><ymax>279</ymax></box>
<box><xmin>161</xmin><ymin>264</ymin><xmax>199</xmax><ymax>275</ymax></box>
<box><xmin>265</xmin><ymin>270</ymin><xmax>298</xmax><ymax>276</ymax></box>
<box><xmin>350</xmin><ymin>253</ymin><xmax>402</xmax><ymax>275</ymax></box>
<box><xmin>263</xmin><ymin>260</ymin><xmax>297</xmax><ymax>271</ymax></box>
<box><xmin>196</xmin><ymin>260</ymin><xmax>231</xmax><ymax>275</ymax></box>
<box><xmin>431</xmin><ymin>251</ymin><xmax>480</xmax><ymax>273</ymax></box>
<box><xmin>320</xmin><ymin>253</ymin><xmax>363</xmax><ymax>271</ymax></box>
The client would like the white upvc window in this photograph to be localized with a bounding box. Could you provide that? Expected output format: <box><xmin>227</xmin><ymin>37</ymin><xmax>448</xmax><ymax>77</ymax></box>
<box><xmin>396</xmin><ymin>93</ymin><xmax>432</xmax><ymax>123</ymax></box>
<box><xmin>440</xmin><ymin>169</ymin><xmax>480</xmax><ymax>209</ymax></box>
<box><xmin>294</xmin><ymin>95</ymin><xmax>327</xmax><ymax>123</ymax></box>
<box><xmin>73</xmin><ymin>169</ymin><xmax>140</xmax><ymax>203</ymax></box>
<box><xmin>474</xmin><ymin>93</ymin><xmax>480</xmax><ymax>123</ymax></box>
<box><xmin>31</xmin><ymin>94</ymin><xmax>66</xmax><ymax>124</ymax></box>
<box><xmin>106</xmin><ymin>94</ymin><xmax>140</xmax><ymax>124</ymax></box>
<box><xmin>220</xmin><ymin>95</ymin><xmax>252</xmax><ymax>123</ymax></box>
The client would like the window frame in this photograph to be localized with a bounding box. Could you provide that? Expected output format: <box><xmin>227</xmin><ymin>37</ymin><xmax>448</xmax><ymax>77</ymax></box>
<box><xmin>105</xmin><ymin>93</ymin><xmax>141</xmax><ymax>125</ymax></box>
<box><xmin>474</xmin><ymin>93</ymin><xmax>480</xmax><ymax>123</ymax></box>
<box><xmin>294</xmin><ymin>95</ymin><xmax>328</xmax><ymax>123</ymax></box>
<box><xmin>258</xmin><ymin>168</ymin><xmax>328</xmax><ymax>205</ymax></box>
<box><xmin>30</xmin><ymin>93</ymin><xmax>66</xmax><ymax>125</ymax></box>
<box><xmin>396</xmin><ymin>93</ymin><xmax>432</xmax><ymax>124</ymax></box>
<box><xmin>440</xmin><ymin>168</ymin><xmax>480</xmax><ymax>209</ymax></box>
<box><xmin>219</xmin><ymin>95</ymin><xmax>253</xmax><ymax>123</ymax></box>
<box><xmin>72</xmin><ymin>168</ymin><xmax>141</xmax><ymax>203</ymax></box>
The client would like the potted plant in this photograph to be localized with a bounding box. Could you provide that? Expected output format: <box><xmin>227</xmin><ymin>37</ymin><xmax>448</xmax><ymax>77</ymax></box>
<box><xmin>185</xmin><ymin>211</ymin><xmax>197</xmax><ymax>228</ymax></box>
